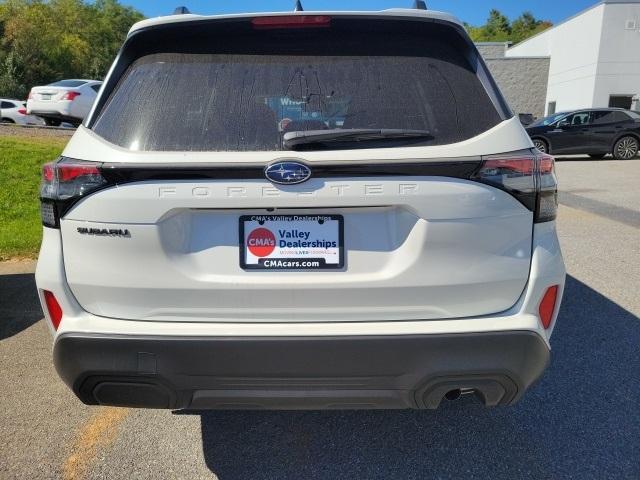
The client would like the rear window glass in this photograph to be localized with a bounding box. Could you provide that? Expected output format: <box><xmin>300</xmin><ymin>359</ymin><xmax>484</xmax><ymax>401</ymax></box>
<box><xmin>92</xmin><ymin>20</ymin><xmax>502</xmax><ymax>151</ymax></box>
<box><xmin>530</xmin><ymin>112</ymin><xmax>569</xmax><ymax>127</ymax></box>
<box><xmin>592</xmin><ymin>110</ymin><xmax>630</xmax><ymax>124</ymax></box>
<box><xmin>48</xmin><ymin>80</ymin><xmax>87</xmax><ymax>87</ymax></box>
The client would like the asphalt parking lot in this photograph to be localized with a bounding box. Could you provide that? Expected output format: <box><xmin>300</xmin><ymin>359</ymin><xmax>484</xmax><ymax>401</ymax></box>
<box><xmin>1</xmin><ymin>157</ymin><xmax>639</xmax><ymax>480</ymax></box>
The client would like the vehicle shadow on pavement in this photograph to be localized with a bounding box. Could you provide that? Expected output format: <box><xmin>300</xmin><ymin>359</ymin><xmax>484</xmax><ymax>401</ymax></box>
<box><xmin>0</xmin><ymin>273</ymin><xmax>43</xmax><ymax>340</ymax></box>
<box><xmin>197</xmin><ymin>275</ymin><xmax>640</xmax><ymax>479</ymax></box>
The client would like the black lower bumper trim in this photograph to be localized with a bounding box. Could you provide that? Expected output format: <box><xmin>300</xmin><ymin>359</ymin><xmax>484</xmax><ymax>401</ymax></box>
<box><xmin>53</xmin><ymin>331</ymin><xmax>550</xmax><ymax>410</ymax></box>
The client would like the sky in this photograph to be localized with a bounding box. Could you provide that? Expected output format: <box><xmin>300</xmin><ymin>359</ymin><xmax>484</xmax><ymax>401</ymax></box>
<box><xmin>124</xmin><ymin>0</ymin><xmax>601</xmax><ymax>26</ymax></box>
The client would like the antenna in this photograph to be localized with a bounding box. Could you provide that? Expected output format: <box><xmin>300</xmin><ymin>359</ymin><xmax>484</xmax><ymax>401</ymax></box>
<box><xmin>173</xmin><ymin>6</ymin><xmax>191</xmax><ymax>15</ymax></box>
<box><xmin>294</xmin><ymin>0</ymin><xmax>304</xmax><ymax>12</ymax></box>
<box><xmin>413</xmin><ymin>0</ymin><xmax>427</xmax><ymax>10</ymax></box>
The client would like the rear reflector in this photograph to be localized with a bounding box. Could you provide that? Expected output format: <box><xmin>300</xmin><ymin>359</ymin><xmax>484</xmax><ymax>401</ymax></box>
<box><xmin>252</xmin><ymin>15</ymin><xmax>331</xmax><ymax>29</ymax></box>
<box><xmin>43</xmin><ymin>290</ymin><xmax>63</xmax><ymax>330</ymax></box>
<box><xmin>539</xmin><ymin>285</ymin><xmax>559</xmax><ymax>329</ymax></box>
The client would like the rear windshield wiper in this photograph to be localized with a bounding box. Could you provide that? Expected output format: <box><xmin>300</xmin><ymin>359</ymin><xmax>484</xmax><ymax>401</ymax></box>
<box><xmin>282</xmin><ymin>128</ymin><xmax>433</xmax><ymax>150</ymax></box>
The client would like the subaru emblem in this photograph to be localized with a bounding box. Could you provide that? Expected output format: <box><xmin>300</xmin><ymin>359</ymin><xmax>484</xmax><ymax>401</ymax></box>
<box><xmin>264</xmin><ymin>160</ymin><xmax>312</xmax><ymax>185</ymax></box>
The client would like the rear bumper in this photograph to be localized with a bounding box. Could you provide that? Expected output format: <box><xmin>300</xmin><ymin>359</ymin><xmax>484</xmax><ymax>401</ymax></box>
<box><xmin>27</xmin><ymin>109</ymin><xmax>79</xmax><ymax>123</ymax></box>
<box><xmin>54</xmin><ymin>330</ymin><xmax>549</xmax><ymax>410</ymax></box>
<box><xmin>38</xmin><ymin>208</ymin><xmax>564</xmax><ymax>410</ymax></box>
<box><xmin>27</xmin><ymin>99</ymin><xmax>70</xmax><ymax>115</ymax></box>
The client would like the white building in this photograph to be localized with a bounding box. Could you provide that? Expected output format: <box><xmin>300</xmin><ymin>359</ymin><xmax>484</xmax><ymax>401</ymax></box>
<box><xmin>506</xmin><ymin>0</ymin><xmax>640</xmax><ymax>115</ymax></box>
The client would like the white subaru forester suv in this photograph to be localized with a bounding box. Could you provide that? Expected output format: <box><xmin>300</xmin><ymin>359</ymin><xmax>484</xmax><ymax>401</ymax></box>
<box><xmin>36</xmin><ymin>8</ymin><xmax>565</xmax><ymax>410</ymax></box>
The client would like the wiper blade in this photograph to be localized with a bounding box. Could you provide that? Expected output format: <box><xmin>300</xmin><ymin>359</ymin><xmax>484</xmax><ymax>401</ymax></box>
<box><xmin>282</xmin><ymin>128</ymin><xmax>432</xmax><ymax>149</ymax></box>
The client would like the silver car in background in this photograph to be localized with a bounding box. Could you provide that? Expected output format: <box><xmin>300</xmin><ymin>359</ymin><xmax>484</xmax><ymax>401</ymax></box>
<box><xmin>1</xmin><ymin>98</ymin><xmax>44</xmax><ymax>125</ymax></box>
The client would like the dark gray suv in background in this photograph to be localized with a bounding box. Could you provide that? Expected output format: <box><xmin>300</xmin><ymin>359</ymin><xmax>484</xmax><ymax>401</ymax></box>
<box><xmin>526</xmin><ymin>108</ymin><xmax>640</xmax><ymax>159</ymax></box>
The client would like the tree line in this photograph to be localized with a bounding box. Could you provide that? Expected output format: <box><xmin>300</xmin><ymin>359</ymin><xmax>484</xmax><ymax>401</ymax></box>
<box><xmin>0</xmin><ymin>0</ymin><xmax>143</xmax><ymax>99</ymax></box>
<box><xmin>465</xmin><ymin>9</ymin><xmax>552</xmax><ymax>43</ymax></box>
<box><xmin>0</xmin><ymin>2</ymin><xmax>552</xmax><ymax>100</ymax></box>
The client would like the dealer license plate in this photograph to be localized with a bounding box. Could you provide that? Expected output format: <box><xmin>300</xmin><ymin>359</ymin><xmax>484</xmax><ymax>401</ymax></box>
<box><xmin>240</xmin><ymin>214</ymin><xmax>344</xmax><ymax>270</ymax></box>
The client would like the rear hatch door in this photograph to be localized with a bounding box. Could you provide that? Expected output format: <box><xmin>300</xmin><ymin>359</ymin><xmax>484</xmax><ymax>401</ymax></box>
<box><xmin>59</xmin><ymin>13</ymin><xmax>533</xmax><ymax>322</ymax></box>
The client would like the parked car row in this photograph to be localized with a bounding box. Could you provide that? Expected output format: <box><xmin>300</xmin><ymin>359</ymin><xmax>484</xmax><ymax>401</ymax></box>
<box><xmin>1</xmin><ymin>79</ymin><xmax>102</xmax><ymax>128</ymax></box>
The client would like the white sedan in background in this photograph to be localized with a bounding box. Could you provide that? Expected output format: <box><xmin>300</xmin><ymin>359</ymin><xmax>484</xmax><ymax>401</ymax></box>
<box><xmin>27</xmin><ymin>79</ymin><xmax>101</xmax><ymax>127</ymax></box>
<box><xmin>0</xmin><ymin>99</ymin><xmax>44</xmax><ymax>125</ymax></box>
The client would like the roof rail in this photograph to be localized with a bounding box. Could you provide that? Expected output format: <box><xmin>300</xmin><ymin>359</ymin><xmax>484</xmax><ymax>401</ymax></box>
<box><xmin>173</xmin><ymin>6</ymin><xmax>191</xmax><ymax>15</ymax></box>
<box><xmin>294</xmin><ymin>0</ymin><xmax>304</xmax><ymax>11</ymax></box>
<box><xmin>413</xmin><ymin>0</ymin><xmax>427</xmax><ymax>10</ymax></box>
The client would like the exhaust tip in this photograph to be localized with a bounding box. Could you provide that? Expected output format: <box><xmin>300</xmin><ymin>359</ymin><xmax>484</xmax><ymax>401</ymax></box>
<box><xmin>444</xmin><ymin>389</ymin><xmax>462</xmax><ymax>401</ymax></box>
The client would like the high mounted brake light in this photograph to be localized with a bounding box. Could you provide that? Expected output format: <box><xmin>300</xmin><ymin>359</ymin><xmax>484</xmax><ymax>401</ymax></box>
<box><xmin>251</xmin><ymin>15</ymin><xmax>331</xmax><ymax>29</ymax></box>
<box><xmin>40</xmin><ymin>158</ymin><xmax>107</xmax><ymax>228</ymax></box>
<box><xmin>473</xmin><ymin>150</ymin><xmax>558</xmax><ymax>223</ymax></box>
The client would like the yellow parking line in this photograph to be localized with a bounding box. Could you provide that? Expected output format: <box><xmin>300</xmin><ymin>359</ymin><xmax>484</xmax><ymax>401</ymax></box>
<box><xmin>63</xmin><ymin>407</ymin><xmax>130</xmax><ymax>480</ymax></box>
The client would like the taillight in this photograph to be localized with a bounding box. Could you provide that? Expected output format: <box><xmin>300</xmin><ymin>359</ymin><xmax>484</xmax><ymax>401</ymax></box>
<box><xmin>536</xmin><ymin>153</ymin><xmax>558</xmax><ymax>223</ymax></box>
<box><xmin>473</xmin><ymin>150</ymin><xmax>557</xmax><ymax>222</ymax></box>
<box><xmin>18</xmin><ymin>108</ymin><xmax>27</xmax><ymax>115</ymax></box>
<box><xmin>40</xmin><ymin>158</ymin><xmax>107</xmax><ymax>228</ymax></box>
<box><xmin>539</xmin><ymin>285</ymin><xmax>559</xmax><ymax>329</ymax></box>
<box><xmin>61</xmin><ymin>91</ymin><xmax>81</xmax><ymax>101</ymax></box>
<box><xmin>43</xmin><ymin>290</ymin><xmax>63</xmax><ymax>330</ymax></box>
<box><xmin>252</xmin><ymin>15</ymin><xmax>331</xmax><ymax>29</ymax></box>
